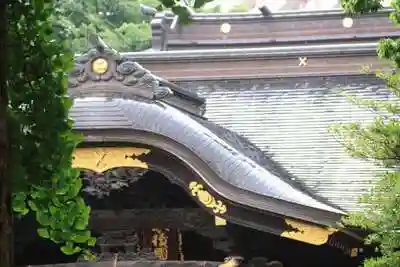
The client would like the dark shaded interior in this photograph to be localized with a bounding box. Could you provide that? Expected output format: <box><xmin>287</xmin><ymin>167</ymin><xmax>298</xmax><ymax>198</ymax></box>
<box><xmin>15</xmin><ymin>168</ymin><xmax>368</xmax><ymax>267</ymax></box>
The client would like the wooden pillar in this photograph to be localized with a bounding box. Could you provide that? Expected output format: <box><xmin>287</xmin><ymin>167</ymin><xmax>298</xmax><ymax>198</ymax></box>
<box><xmin>166</xmin><ymin>229</ymin><xmax>184</xmax><ymax>261</ymax></box>
<box><xmin>0</xmin><ymin>1</ymin><xmax>11</xmax><ymax>267</ymax></box>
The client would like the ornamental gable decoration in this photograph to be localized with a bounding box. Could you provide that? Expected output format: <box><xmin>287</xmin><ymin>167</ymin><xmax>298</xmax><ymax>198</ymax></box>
<box><xmin>68</xmin><ymin>34</ymin><xmax>173</xmax><ymax>100</ymax></box>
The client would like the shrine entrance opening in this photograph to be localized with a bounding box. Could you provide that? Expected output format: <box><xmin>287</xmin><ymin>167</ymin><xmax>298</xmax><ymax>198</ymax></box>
<box><xmin>15</xmin><ymin>168</ymin><xmax>230</xmax><ymax>266</ymax></box>
<box><xmin>85</xmin><ymin>168</ymin><xmax>229</xmax><ymax>262</ymax></box>
<box><xmin>16</xmin><ymin>165</ymin><xmax>364</xmax><ymax>267</ymax></box>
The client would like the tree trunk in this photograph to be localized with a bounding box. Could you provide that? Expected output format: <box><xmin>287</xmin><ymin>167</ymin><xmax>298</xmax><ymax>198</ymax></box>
<box><xmin>0</xmin><ymin>1</ymin><xmax>12</xmax><ymax>267</ymax></box>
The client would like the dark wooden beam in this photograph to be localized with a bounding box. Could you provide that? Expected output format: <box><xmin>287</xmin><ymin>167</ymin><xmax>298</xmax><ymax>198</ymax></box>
<box><xmin>90</xmin><ymin>208</ymin><xmax>215</xmax><ymax>231</ymax></box>
<box><xmin>139</xmin><ymin>54</ymin><xmax>384</xmax><ymax>81</ymax></box>
<box><xmin>119</xmin><ymin>43</ymin><xmax>391</xmax><ymax>80</ymax></box>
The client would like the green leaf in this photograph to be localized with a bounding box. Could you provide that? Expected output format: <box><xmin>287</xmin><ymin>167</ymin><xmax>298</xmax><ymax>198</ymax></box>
<box><xmin>49</xmin><ymin>230</ymin><xmax>64</xmax><ymax>243</ymax></box>
<box><xmin>60</xmin><ymin>242</ymin><xmax>76</xmax><ymax>255</ymax></box>
<box><xmin>67</xmin><ymin>178</ymin><xmax>82</xmax><ymax>198</ymax></box>
<box><xmin>63</xmin><ymin>97</ymin><xmax>73</xmax><ymax>110</ymax></box>
<box><xmin>12</xmin><ymin>194</ymin><xmax>28</xmax><ymax>215</ymax></box>
<box><xmin>36</xmin><ymin>211</ymin><xmax>51</xmax><ymax>226</ymax></box>
<box><xmin>32</xmin><ymin>0</ymin><xmax>44</xmax><ymax>13</ymax></box>
<box><xmin>13</xmin><ymin>192</ymin><xmax>27</xmax><ymax>202</ymax></box>
<box><xmin>171</xmin><ymin>6</ymin><xmax>191</xmax><ymax>24</ymax></box>
<box><xmin>49</xmin><ymin>204</ymin><xmax>58</xmax><ymax>215</ymax></box>
<box><xmin>27</xmin><ymin>200</ymin><xmax>39</xmax><ymax>211</ymax></box>
<box><xmin>74</xmin><ymin>216</ymin><xmax>88</xmax><ymax>231</ymax></box>
<box><xmin>13</xmin><ymin>206</ymin><xmax>29</xmax><ymax>216</ymax></box>
<box><xmin>83</xmin><ymin>250</ymin><xmax>97</xmax><ymax>261</ymax></box>
<box><xmin>194</xmin><ymin>0</ymin><xmax>213</xmax><ymax>9</ymax></box>
<box><xmin>161</xmin><ymin>0</ymin><xmax>175</xmax><ymax>8</ymax></box>
<box><xmin>87</xmin><ymin>237</ymin><xmax>97</xmax><ymax>247</ymax></box>
<box><xmin>71</xmin><ymin>230</ymin><xmax>90</xmax><ymax>243</ymax></box>
<box><xmin>30</xmin><ymin>189</ymin><xmax>48</xmax><ymax>200</ymax></box>
<box><xmin>73</xmin><ymin>246</ymin><xmax>82</xmax><ymax>254</ymax></box>
<box><xmin>37</xmin><ymin>228</ymin><xmax>50</xmax><ymax>239</ymax></box>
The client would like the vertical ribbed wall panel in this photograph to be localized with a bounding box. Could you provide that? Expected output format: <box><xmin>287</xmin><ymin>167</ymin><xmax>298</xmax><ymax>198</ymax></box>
<box><xmin>177</xmin><ymin>76</ymin><xmax>393</xmax><ymax>212</ymax></box>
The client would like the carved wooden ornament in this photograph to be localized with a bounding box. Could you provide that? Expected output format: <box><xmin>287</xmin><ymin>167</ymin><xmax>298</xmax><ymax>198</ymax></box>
<box><xmin>281</xmin><ymin>218</ymin><xmax>338</xmax><ymax>245</ymax></box>
<box><xmin>189</xmin><ymin>181</ymin><xmax>227</xmax><ymax>214</ymax></box>
<box><xmin>73</xmin><ymin>147</ymin><xmax>150</xmax><ymax>173</ymax></box>
<box><xmin>69</xmin><ymin>42</ymin><xmax>174</xmax><ymax>101</ymax></box>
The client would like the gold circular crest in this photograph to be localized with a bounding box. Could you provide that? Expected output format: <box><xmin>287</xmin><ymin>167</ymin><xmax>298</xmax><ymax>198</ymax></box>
<box><xmin>92</xmin><ymin>58</ymin><xmax>108</xmax><ymax>74</ymax></box>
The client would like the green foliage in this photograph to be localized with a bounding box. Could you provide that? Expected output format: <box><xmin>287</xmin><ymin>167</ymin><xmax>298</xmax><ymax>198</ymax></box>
<box><xmin>7</xmin><ymin>0</ymin><xmax>95</xmax><ymax>260</ymax></box>
<box><xmin>228</xmin><ymin>4</ymin><xmax>251</xmax><ymax>13</ymax></box>
<box><xmin>3</xmin><ymin>0</ymin><xmax>213</xmax><ymax>263</ymax></box>
<box><xmin>197</xmin><ymin>3</ymin><xmax>250</xmax><ymax>13</ymax></box>
<box><xmin>5</xmin><ymin>0</ymin><xmax>212</xmax><ymax>262</ymax></box>
<box><xmin>341</xmin><ymin>0</ymin><xmax>383</xmax><ymax>14</ymax></box>
<box><xmin>52</xmin><ymin>0</ymin><xmax>225</xmax><ymax>54</ymax></box>
<box><xmin>330</xmin><ymin>0</ymin><xmax>400</xmax><ymax>266</ymax></box>
<box><xmin>53</xmin><ymin>0</ymin><xmax>160</xmax><ymax>53</ymax></box>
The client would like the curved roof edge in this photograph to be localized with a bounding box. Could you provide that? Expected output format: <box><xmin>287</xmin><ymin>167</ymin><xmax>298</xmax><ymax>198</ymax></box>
<box><xmin>70</xmin><ymin>97</ymin><xmax>345</xmax><ymax>221</ymax></box>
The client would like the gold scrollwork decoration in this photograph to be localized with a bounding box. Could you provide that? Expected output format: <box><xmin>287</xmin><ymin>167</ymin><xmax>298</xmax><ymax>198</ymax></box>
<box><xmin>281</xmin><ymin>218</ymin><xmax>338</xmax><ymax>245</ymax></box>
<box><xmin>73</xmin><ymin>147</ymin><xmax>151</xmax><ymax>173</ymax></box>
<box><xmin>189</xmin><ymin>181</ymin><xmax>227</xmax><ymax>214</ymax></box>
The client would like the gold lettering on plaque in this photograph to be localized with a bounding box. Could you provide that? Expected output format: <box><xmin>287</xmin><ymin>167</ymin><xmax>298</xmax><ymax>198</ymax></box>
<box><xmin>152</xmin><ymin>228</ymin><xmax>169</xmax><ymax>260</ymax></box>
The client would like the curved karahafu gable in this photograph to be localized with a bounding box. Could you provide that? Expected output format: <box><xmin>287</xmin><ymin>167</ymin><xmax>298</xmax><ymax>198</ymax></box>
<box><xmin>68</xmin><ymin>36</ymin><xmax>356</xmax><ymax>249</ymax></box>
<box><xmin>71</xmin><ymin>97</ymin><xmax>344</xmax><ymax>218</ymax></box>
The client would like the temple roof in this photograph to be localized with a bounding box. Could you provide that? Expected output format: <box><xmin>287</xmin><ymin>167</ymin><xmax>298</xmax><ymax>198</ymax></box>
<box><xmin>149</xmin><ymin>8</ymin><xmax>396</xmax><ymax>51</ymax></box>
<box><xmin>69</xmin><ymin>39</ymin><xmax>345</xmax><ymax>228</ymax></box>
<box><xmin>71</xmin><ymin>97</ymin><xmax>345</xmax><ymax>228</ymax></box>
<box><xmin>191</xmin><ymin>117</ymin><xmax>344</xmax><ymax>211</ymax></box>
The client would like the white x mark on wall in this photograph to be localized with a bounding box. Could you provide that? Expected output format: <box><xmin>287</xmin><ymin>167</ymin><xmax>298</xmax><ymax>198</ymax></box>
<box><xmin>298</xmin><ymin>56</ymin><xmax>308</xmax><ymax>66</ymax></box>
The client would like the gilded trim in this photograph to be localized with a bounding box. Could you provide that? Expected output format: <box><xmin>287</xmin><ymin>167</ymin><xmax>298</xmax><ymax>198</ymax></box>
<box><xmin>73</xmin><ymin>147</ymin><xmax>150</xmax><ymax>173</ymax></box>
<box><xmin>189</xmin><ymin>181</ymin><xmax>227</xmax><ymax>214</ymax></box>
<box><xmin>281</xmin><ymin>218</ymin><xmax>338</xmax><ymax>245</ymax></box>
<box><xmin>215</xmin><ymin>216</ymin><xmax>227</xmax><ymax>226</ymax></box>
